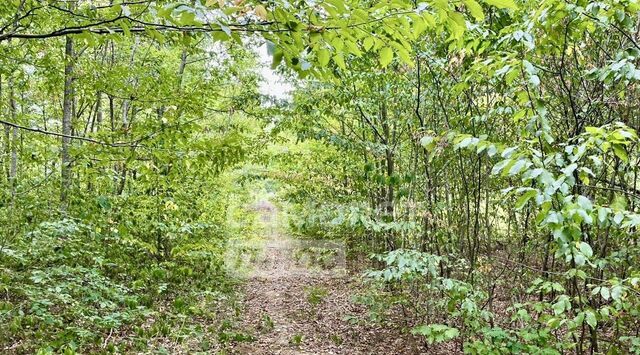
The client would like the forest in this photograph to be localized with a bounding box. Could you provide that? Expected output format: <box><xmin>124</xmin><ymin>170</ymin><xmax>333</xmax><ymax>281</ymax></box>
<box><xmin>1</xmin><ymin>0</ymin><xmax>640</xmax><ymax>354</ymax></box>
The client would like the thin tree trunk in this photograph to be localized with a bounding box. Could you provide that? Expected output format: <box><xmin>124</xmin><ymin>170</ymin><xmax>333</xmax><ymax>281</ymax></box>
<box><xmin>121</xmin><ymin>37</ymin><xmax>139</xmax><ymax>130</ymax></box>
<box><xmin>94</xmin><ymin>91</ymin><xmax>103</xmax><ymax>132</ymax></box>
<box><xmin>9</xmin><ymin>86</ymin><xmax>18</xmax><ymax>202</ymax></box>
<box><xmin>0</xmin><ymin>73</ymin><xmax>6</xmax><ymax>181</ymax></box>
<box><xmin>60</xmin><ymin>32</ymin><xmax>74</xmax><ymax>209</ymax></box>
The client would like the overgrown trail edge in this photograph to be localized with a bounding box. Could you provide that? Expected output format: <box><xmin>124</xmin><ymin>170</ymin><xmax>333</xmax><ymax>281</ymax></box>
<box><xmin>230</xmin><ymin>201</ymin><xmax>422</xmax><ymax>354</ymax></box>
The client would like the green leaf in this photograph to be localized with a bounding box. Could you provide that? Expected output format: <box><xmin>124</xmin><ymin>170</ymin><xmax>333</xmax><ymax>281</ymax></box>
<box><xmin>487</xmin><ymin>145</ymin><xmax>498</xmax><ymax>157</ymax></box>
<box><xmin>411</xmin><ymin>324</ymin><xmax>459</xmax><ymax>344</ymax></box>
<box><xmin>529</xmin><ymin>74</ymin><xmax>540</xmax><ymax>87</ymax></box>
<box><xmin>379</xmin><ymin>47</ymin><xmax>393</xmax><ymax>67</ymax></box>
<box><xmin>508</xmin><ymin>159</ymin><xmax>528</xmax><ymax>176</ymax></box>
<box><xmin>333</xmin><ymin>54</ymin><xmax>346</xmax><ymax>70</ymax></box>
<box><xmin>412</xmin><ymin>16</ymin><xmax>428</xmax><ymax>38</ymax></box>
<box><xmin>363</xmin><ymin>37</ymin><xmax>374</xmax><ymax>51</ymax></box>
<box><xmin>492</xmin><ymin>158</ymin><xmax>511</xmax><ymax>175</ymax></box>
<box><xmin>271</xmin><ymin>51</ymin><xmax>284</xmax><ymax>69</ymax></box>
<box><xmin>420</xmin><ymin>136</ymin><xmax>436</xmax><ymax>150</ymax></box>
<box><xmin>254</xmin><ymin>5</ymin><xmax>268</xmax><ymax>19</ymax></box>
<box><xmin>585</xmin><ymin>126</ymin><xmax>604</xmax><ymax>135</ymax></box>
<box><xmin>597</xmin><ymin>207</ymin><xmax>609</xmax><ymax>224</ymax></box>
<box><xmin>317</xmin><ymin>49</ymin><xmax>331</xmax><ymax>67</ymax></box>
<box><xmin>431</xmin><ymin>0</ymin><xmax>448</xmax><ymax>10</ymax></box>
<box><xmin>579</xmin><ymin>242</ymin><xmax>593</xmax><ymax>258</ymax></box>
<box><xmin>482</xmin><ymin>0</ymin><xmax>518</xmax><ymax>10</ymax></box>
<box><xmin>576</xmin><ymin>195</ymin><xmax>593</xmax><ymax>211</ymax></box>
<box><xmin>515</xmin><ymin>189</ymin><xmax>537</xmax><ymax>209</ymax></box>
<box><xmin>463</xmin><ymin>0</ymin><xmax>485</xmax><ymax>20</ymax></box>
<box><xmin>444</xmin><ymin>328</ymin><xmax>459</xmax><ymax>339</ymax></box>
<box><xmin>611</xmin><ymin>285</ymin><xmax>623</xmax><ymax>301</ymax></box>
<box><xmin>447</xmin><ymin>12</ymin><xmax>466</xmax><ymax>39</ymax></box>
<box><xmin>585</xmin><ymin>310</ymin><xmax>597</xmax><ymax>328</ymax></box>
<box><xmin>394</xmin><ymin>46</ymin><xmax>414</xmax><ymax>66</ymax></box>
<box><xmin>612</xmin><ymin>144</ymin><xmax>628</xmax><ymax>162</ymax></box>
<box><xmin>179</xmin><ymin>11</ymin><xmax>200</xmax><ymax>26</ymax></box>
<box><xmin>345</xmin><ymin>40</ymin><xmax>362</xmax><ymax>56</ymax></box>
<box><xmin>456</xmin><ymin>136</ymin><xmax>476</xmax><ymax>149</ymax></box>
<box><xmin>552</xmin><ymin>299</ymin><xmax>565</xmax><ymax>315</ymax></box>
<box><xmin>613</xmin><ymin>212</ymin><xmax>624</xmax><ymax>225</ymax></box>
<box><xmin>331</xmin><ymin>37</ymin><xmax>344</xmax><ymax>51</ymax></box>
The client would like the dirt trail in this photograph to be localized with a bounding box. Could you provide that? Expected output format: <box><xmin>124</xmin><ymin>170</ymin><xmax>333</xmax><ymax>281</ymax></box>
<box><xmin>230</xmin><ymin>201</ymin><xmax>423</xmax><ymax>354</ymax></box>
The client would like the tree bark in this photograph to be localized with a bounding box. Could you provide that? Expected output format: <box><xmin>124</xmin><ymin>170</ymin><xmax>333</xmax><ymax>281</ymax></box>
<box><xmin>0</xmin><ymin>74</ymin><xmax>6</xmax><ymax>181</ymax></box>
<box><xmin>9</xmin><ymin>85</ymin><xmax>18</xmax><ymax>202</ymax></box>
<box><xmin>60</xmin><ymin>32</ymin><xmax>74</xmax><ymax>209</ymax></box>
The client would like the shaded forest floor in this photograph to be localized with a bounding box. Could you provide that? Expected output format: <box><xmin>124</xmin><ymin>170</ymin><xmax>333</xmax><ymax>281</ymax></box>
<box><xmin>227</xmin><ymin>201</ymin><xmax>428</xmax><ymax>354</ymax></box>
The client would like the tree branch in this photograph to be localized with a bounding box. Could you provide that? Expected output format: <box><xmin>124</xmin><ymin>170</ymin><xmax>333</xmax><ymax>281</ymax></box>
<box><xmin>0</xmin><ymin>118</ymin><xmax>138</xmax><ymax>147</ymax></box>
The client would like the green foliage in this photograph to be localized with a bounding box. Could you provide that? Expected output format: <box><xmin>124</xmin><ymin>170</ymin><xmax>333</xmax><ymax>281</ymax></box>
<box><xmin>3</xmin><ymin>0</ymin><xmax>640</xmax><ymax>353</ymax></box>
<box><xmin>259</xmin><ymin>314</ymin><xmax>274</xmax><ymax>333</ymax></box>
<box><xmin>306</xmin><ymin>286</ymin><xmax>329</xmax><ymax>307</ymax></box>
<box><xmin>411</xmin><ymin>324</ymin><xmax>459</xmax><ymax>345</ymax></box>
<box><xmin>0</xmin><ymin>181</ymin><xmax>252</xmax><ymax>352</ymax></box>
<box><xmin>217</xmin><ymin>322</ymin><xmax>256</xmax><ymax>344</ymax></box>
<box><xmin>0</xmin><ymin>11</ymin><xmax>264</xmax><ymax>350</ymax></box>
<box><xmin>367</xmin><ymin>249</ymin><xmax>442</xmax><ymax>282</ymax></box>
<box><xmin>289</xmin><ymin>333</ymin><xmax>304</xmax><ymax>346</ymax></box>
<box><xmin>274</xmin><ymin>0</ymin><xmax>640</xmax><ymax>351</ymax></box>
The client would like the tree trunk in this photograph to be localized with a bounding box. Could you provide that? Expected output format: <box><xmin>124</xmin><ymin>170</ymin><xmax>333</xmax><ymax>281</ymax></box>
<box><xmin>9</xmin><ymin>86</ymin><xmax>18</xmax><ymax>202</ymax></box>
<box><xmin>94</xmin><ymin>91</ymin><xmax>103</xmax><ymax>132</ymax></box>
<box><xmin>60</xmin><ymin>32</ymin><xmax>74</xmax><ymax>210</ymax></box>
<box><xmin>0</xmin><ymin>73</ymin><xmax>6</xmax><ymax>181</ymax></box>
<box><xmin>381</xmin><ymin>102</ymin><xmax>394</xmax><ymax>219</ymax></box>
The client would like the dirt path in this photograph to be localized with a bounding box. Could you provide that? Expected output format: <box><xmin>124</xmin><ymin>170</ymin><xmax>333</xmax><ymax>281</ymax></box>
<box><xmin>229</xmin><ymin>201</ymin><xmax>424</xmax><ymax>354</ymax></box>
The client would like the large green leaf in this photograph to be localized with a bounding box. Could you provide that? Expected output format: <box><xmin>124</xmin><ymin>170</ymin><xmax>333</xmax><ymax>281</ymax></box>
<box><xmin>483</xmin><ymin>0</ymin><xmax>518</xmax><ymax>10</ymax></box>
<box><xmin>317</xmin><ymin>49</ymin><xmax>331</xmax><ymax>67</ymax></box>
<box><xmin>379</xmin><ymin>47</ymin><xmax>393</xmax><ymax>67</ymax></box>
<box><xmin>463</xmin><ymin>0</ymin><xmax>485</xmax><ymax>21</ymax></box>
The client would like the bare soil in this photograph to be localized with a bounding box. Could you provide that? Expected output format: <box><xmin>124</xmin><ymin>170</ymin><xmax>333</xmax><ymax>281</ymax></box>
<box><xmin>229</xmin><ymin>202</ymin><xmax>428</xmax><ymax>354</ymax></box>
